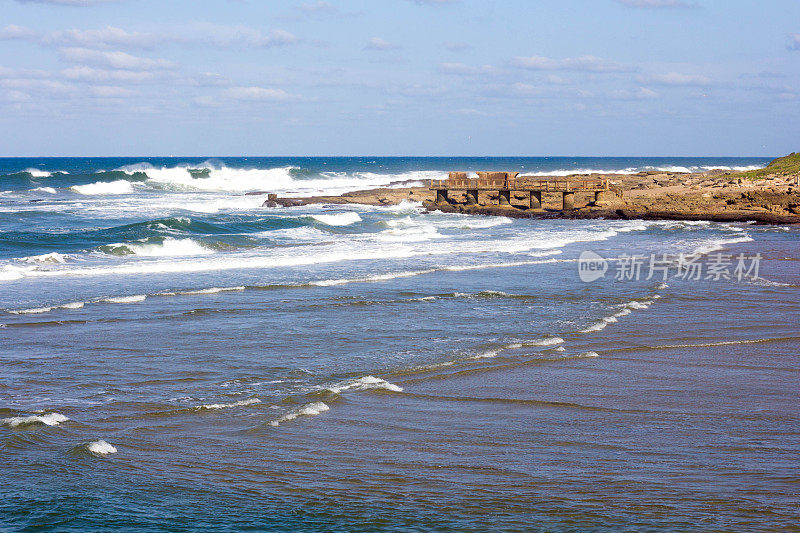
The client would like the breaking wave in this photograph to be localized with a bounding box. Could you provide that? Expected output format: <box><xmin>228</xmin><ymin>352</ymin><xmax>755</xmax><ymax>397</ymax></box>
<box><xmin>324</xmin><ymin>376</ymin><xmax>403</xmax><ymax>394</ymax></box>
<box><xmin>269</xmin><ymin>401</ymin><xmax>329</xmax><ymax>427</ymax></box>
<box><xmin>71</xmin><ymin>180</ymin><xmax>134</xmax><ymax>195</ymax></box>
<box><xmin>2</xmin><ymin>412</ymin><xmax>69</xmax><ymax>428</ymax></box>
<box><xmin>198</xmin><ymin>398</ymin><xmax>262</xmax><ymax>410</ymax></box>
<box><xmin>86</xmin><ymin>440</ymin><xmax>117</xmax><ymax>456</ymax></box>
<box><xmin>310</xmin><ymin>212</ymin><xmax>363</xmax><ymax>226</ymax></box>
<box><xmin>100</xmin><ymin>238</ymin><xmax>214</xmax><ymax>257</ymax></box>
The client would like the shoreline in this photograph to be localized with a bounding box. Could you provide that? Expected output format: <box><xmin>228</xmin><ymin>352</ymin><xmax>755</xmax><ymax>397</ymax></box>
<box><xmin>263</xmin><ymin>169</ymin><xmax>800</xmax><ymax>225</ymax></box>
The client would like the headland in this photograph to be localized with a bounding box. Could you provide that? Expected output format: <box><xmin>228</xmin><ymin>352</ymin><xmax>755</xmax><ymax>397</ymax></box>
<box><xmin>263</xmin><ymin>153</ymin><xmax>800</xmax><ymax>225</ymax></box>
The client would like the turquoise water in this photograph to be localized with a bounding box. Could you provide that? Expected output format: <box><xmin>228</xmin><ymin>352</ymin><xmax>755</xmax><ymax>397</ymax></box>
<box><xmin>1</xmin><ymin>158</ymin><xmax>798</xmax><ymax>531</ymax></box>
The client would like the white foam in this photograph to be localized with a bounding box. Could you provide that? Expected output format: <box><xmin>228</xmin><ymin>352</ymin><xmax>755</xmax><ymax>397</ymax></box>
<box><xmin>325</xmin><ymin>375</ymin><xmax>403</xmax><ymax>394</ymax></box>
<box><xmin>165</xmin><ymin>286</ymin><xmax>245</xmax><ymax>296</ymax></box>
<box><xmin>470</xmin><ymin>349</ymin><xmax>500</xmax><ymax>360</ymax></box>
<box><xmin>379</xmin><ymin>217</ymin><xmax>442</xmax><ymax>242</ymax></box>
<box><xmin>115</xmin><ymin>162</ymin><xmax>445</xmax><ymax>196</ymax></box>
<box><xmin>2</xmin><ymin>412</ymin><xmax>69</xmax><ymax>428</ymax></box>
<box><xmin>71</xmin><ymin>180</ymin><xmax>134</xmax><ymax>195</ymax></box>
<box><xmin>198</xmin><ymin>398</ymin><xmax>261</xmax><ymax>410</ymax></box>
<box><xmin>690</xmin><ymin>235</ymin><xmax>753</xmax><ymax>256</ymax></box>
<box><xmin>86</xmin><ymin>440</ymin><xmax>117</xmax><ymax>456</ymax></box>
<box><xmin>526</xmin><ymin>336</ymin><xmax>565</xmax><ymax>347</ymax></box>
<box><xmin>8</xmin><ymin>301</ymin><xmax>84</xmax><ymax>314</ymax></box>
<box><xmin>0</xmin><ymin>264</ymin><xmax>33</xmax><ymax>281</ymax></box>
<box><xmin>101</xmin><ymin>295</ymin><xmax>146</xmax><ymax>304</ymax></box>
<box><xmin>31</xmin><ymin>186</ymin><xmax>57</xmax><ymax>194</ymax></box>
<box><xmin>577</xmin><ymin>351</ymin><xmax>600</xmax><ymax>358</ymax></box>
<box><xmin>384</xmin><ymin>199</ymin><xmax>424</xmax><ymax>213</ymax></box>
<box><xmin>25</xmin><ymin>168</ymin><xmax>53</xmax><ymax>178</ymax></box>
<box><xmin>264</xmin><ymin>226</ymin><xmax>330</xmax><ymax>241</ymax></box>
<box><xmin>580</xmin><ymin>299</ymin><xmax>654</xmax><ymax>333</ymax></box>
<box><xmin>104</xmin><ymin>238</ymin><xmax>213</xmax><ymax>257</ymax></box>
<box><xmin>18</xmin><ymin>252</ymin><xmax>68</xmax><ymax>264</ymax></box>
<box><xmin>580</xmin><ymin>321</ymin><xmax>610</xmax><ymax>333</ymax></box>
<box><xmin>311</xmin><ymin>212</ymin><xmax>362</xmax><ymax>226</ymax></box>
<box><xmin>269</xmin><ymin>401</ymin><xmax>329</xmax><ymax>426</ymax></box>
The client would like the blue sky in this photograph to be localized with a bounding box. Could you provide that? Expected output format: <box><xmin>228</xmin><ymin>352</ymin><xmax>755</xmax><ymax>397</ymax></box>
<box><xmin>0</xmin><ymin>0</ymin><xmax>798</xmax><ymax>156</ymax></box>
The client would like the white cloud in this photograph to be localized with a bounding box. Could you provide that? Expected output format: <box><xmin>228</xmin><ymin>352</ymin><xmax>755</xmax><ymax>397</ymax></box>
<box><xmin>511</xmin><ymin>55</ymin><xmax>629</xmax><ymax>72</ymax></box>
<box><xmin>2</xmin><ymin>23</ymin><xmax>299</xmax><ymax>50</ymax></box>
<box><xmin>192</xmin><ymin>95</ymin><xmax>221</xmax><ymax>108</ymax></box>
<box><xmin>0</xmin><ymin>25</ymin><xmax>38</xmax><ymax>40</ymax></box>
<box><xmin>610</xmin><ymin>87</ymin><xmax>660</xmax><ymax>99</ymax></box>
<box><xmin>5</xmin><ymin>89</ymin><xmax>32</xmax><ymax>102</ymax></box>
<box><xmin>437</xmin><ymin>62</ymin><xmax>499</xmax><ymax>76</ymax></box>
<box><xmin>176</xmin><ymin>24</ymin><xmax>298</xmax><ymax>48</ymax></box>
<box><xmin>0</xmin><ymin>78</ymin><xmax>75</xmax><ymax>96</ymax></box>
<box><xmin>59</xmin><ymin>47</ymin><xmax>176</xmax><ymax>70</ymax></box>
<box><xmin>293</xmin><ymin>1</ymin><xmax>359</xmax><ymax>18</ymax></box>
<box><xmin>88</xmin><ymin>85</ymin><xmax>135</xmax><ymax>97</ymax></box>
<box><xmin>615</xmin><ymin>0</ymin><xmax>692</xmax><ymax>7</ymax></box>
<box><xmin>223</xmin><ymin>86</ymin><xmax>297</xmax><ymax>101</ymax></box>
<box><xmin>364</xmin><ymin>37</ymin><xmax>399</xmax><ymax>51</ymax></box>
<box><xmin>647</xmin><ymin>72</ymin><xmax>711</xmax><ymax>86</ymax></box>
<box><xmin>505</xmin><ymin>82</ymin><xmax>543</xmax><ymax>97</ymax></box>
<box><xmin>61</xmin><ymin>65</ymin><xmax>158</xmax><ymax>82</ymax></box>
<box><xmin>43</xmin><ymin>27</ymin><xmax>153</xmax><ymax>48</ymax></box>
<box><xmin>14</xmin><ymin>0</ymin><xmax>115</xmax><ymax>5</ymax></box>
<box><xmin>789</xmin><ymin>34</ymin><xmax>800</xmax><ymax>51</ymax></box>
<box><xmin>0</xmin><ymin>66</ymin><xmax>49</xmax><ymax>79</ymax></box>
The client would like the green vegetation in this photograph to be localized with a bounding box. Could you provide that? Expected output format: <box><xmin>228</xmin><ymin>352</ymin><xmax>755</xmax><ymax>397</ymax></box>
<box><xmin>738</xmin><ymin>152</ymin><xmax>800</xmax><ymax>179</ymax></box>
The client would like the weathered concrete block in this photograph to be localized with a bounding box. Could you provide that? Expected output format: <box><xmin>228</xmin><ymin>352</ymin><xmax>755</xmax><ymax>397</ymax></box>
<box><xmin>529</xmin><ymin>191</ymin><xmax>542</xmax><ymax>209</ymax></box>
<box><xmin>594</xmin><ymin>190</ymin><xmax>621</xmax><ymax>206</ymax></box>
<box><xmin>562</xmin><ymin>192</ymin><xmax>575</xmax><ymax>210</ymax></box>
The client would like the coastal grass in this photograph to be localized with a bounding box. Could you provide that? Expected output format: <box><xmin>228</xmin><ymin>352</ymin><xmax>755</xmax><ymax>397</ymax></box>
<box><xmin>737</xmin><ymin>152</ymin><xmax>800</xmax><ymax>179</ymax></box>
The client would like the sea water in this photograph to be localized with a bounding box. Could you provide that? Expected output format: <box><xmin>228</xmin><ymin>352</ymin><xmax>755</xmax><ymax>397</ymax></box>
<box><xmin>1</xmin><ymin>157</ymin><xmax>798</xmax><ymax>531</ymax></box>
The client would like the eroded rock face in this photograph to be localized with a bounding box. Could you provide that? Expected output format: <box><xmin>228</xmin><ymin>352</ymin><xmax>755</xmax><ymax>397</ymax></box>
<box><xmin>594</xmin><ymin>190</ymin><xmax>623</xmax><ymax>207</ymax></box>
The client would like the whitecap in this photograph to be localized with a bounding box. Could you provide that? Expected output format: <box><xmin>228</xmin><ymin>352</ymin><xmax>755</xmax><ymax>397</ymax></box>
<box><xmin>526</xmin><ymin>336</ymin><xmax>565</xmax><ymax>347</ymax></box>
<box><xmin>8</xmin><ymin>301</ymin><xmax>84</xmax><ymax>314</ymax></box>
<box><xmin>86</xmin><ymin>440</ymin><xmax>117</xmax><ymax>456</ymax></box>
<box><xmin>580</xmin><ymin>321</ymin><xmax>609</xmax><ymax>333</ymax></box>
<box><xmin>269</xmin><ymin>401</ymin><xmax>329</xmax><ymax>426</ymax></box>
<box><xmin>103</xmin><ymin>238</ymin><xmax>213</xmax><ymax>257</ymax></box>
<box><xmin>311</xmin><ymin>212</ymin><xmax>362</xmax><ymax>226</ymax></box>
<box><xmin>2</xmin><ymin>412</ymin><xmax>69</xmax><ymax>428</ymax></box>
<box><xmin>101</xmin><ymin>295</ymin><xmax>146</xmax><ymax>304</ymax></box>
<box><xmin>71</xmin><ymin>180</ymin><xmax>134</xmax><ymax>195</ymax></box>
<box><xmin>18</xmin><ymin>252</ymin><xmax>68</xmax><ymax>264</ymax></box>
<box><xmin>198</xmin><ymin>398</ymin><xmax>261</xmax><ymax>410</ymax></box>
<box><xmin>24</xmin><ymin>168</ymin><xmax>53</xmax><ymax>178</ymax></box>
<box><xmin>325</xmin><ymin>375</ymin><xmax>403</xmax><ymax>394</ymax></box>
<box><xmin>175</xmin><ymin>286</ymin><xmax>245</xmax><ymax>296</ymax></box>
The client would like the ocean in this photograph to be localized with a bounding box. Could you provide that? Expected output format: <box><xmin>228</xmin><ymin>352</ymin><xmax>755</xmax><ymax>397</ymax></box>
<box><xmin>1</xmin><ymin>157</ymin><xmax>798</xmax><ymax>531</ymax></box>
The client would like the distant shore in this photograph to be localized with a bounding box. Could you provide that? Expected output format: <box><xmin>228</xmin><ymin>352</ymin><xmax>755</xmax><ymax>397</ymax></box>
<box><xmin>263</xmin><ymin>167</ymin><xmax>800</xmax><ymax>225</ymax></box>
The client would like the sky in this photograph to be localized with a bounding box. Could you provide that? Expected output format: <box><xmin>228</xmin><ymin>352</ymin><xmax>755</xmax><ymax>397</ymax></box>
<box><xmin>0</xmin><ymin>0</ymin><xmax>798</xmax><ymax>156</ymax></box>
